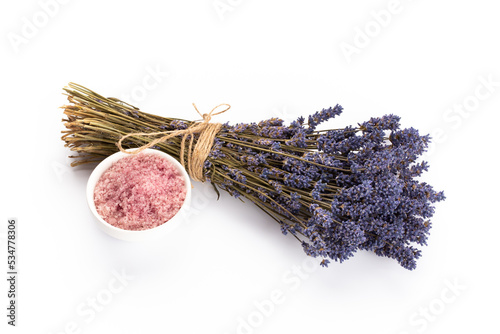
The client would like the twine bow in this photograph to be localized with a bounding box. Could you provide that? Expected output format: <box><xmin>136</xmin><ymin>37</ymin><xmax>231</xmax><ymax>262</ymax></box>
<box><xmin>116</xmin><ymin>103</ymin><xmax>230</xmax><ymax>182</ymax></box>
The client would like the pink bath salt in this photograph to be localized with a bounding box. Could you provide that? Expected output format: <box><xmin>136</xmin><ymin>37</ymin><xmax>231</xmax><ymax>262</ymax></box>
<box><xmin>94</xmin><ymin>153</ymin><xmax>187</xmax><ymax>231</ymax></box>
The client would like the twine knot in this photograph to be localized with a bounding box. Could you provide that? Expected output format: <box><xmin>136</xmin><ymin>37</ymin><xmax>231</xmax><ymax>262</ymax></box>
<box><xmin>116</xmin><ymin>103</ymin><xmax>230</xmax><ymax>182</ymax></box>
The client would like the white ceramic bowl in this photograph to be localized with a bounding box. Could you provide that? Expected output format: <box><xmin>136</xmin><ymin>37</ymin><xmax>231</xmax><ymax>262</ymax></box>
<box><xmin>86</xmin><ymin>148</ymin><xmax>191</xmax><ymax>241</ymax></box>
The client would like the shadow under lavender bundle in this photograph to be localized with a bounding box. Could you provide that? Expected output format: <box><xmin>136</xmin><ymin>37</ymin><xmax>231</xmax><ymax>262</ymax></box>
<box><xmin>61</xmin><ymin>83</ymin><xmax>445</xmax><ymax>270</ymax></box>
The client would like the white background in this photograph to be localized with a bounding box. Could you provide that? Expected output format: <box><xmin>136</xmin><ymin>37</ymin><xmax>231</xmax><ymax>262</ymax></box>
<box><xmin>1</xmin><ymin>0</ymin><xmax>499</xmax><ymax>333</ymax></box>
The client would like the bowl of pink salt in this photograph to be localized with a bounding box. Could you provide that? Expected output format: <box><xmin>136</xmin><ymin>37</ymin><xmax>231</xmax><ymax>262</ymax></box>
<box><xmin>86</xmin><ymin>148</ymin><xmax>191</xmax><ymax>241</ymax></box>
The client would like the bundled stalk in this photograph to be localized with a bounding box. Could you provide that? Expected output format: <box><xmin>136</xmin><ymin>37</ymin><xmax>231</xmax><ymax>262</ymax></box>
<box><xmin>61</xmin><ymin>83</ymin><xmax>444</xmax><ymax>270</ymax></box>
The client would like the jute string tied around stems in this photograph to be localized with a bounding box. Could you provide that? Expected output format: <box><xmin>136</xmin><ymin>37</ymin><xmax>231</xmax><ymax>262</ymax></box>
<box><xmin>116</xmin><ymin>103</ymin><xmax>230</xmax><ymax>182</ymax></box>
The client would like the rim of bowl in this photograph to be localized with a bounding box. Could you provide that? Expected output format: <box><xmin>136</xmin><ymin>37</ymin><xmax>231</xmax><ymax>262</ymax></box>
<box><xmin>86</xmin><ymin>148</ymin><xmax>192</xmax><ymax>235</ymax></box>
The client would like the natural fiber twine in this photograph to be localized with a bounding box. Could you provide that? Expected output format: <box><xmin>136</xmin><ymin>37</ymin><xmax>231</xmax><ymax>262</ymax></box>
<box><xmin>116</xmin><ymin>103</ymin><xmax>230</xmax><ymax>182</ymax></box>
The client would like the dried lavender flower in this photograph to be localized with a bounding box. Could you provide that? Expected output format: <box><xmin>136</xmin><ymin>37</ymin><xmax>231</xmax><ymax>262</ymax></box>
<box><xmin>61</xmin><ymin>83</ymin><xmax>445</xmax><ymax>270</ymax></box>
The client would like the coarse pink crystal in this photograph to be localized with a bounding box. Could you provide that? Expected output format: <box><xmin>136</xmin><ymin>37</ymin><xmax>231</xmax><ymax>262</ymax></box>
<box><xmin>94</xmin><ymin>153</ymin><xmax>187</xmax><ymax>231</ymax></box>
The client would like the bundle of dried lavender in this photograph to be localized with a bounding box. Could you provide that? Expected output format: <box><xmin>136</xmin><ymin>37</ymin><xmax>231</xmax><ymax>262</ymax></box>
<box><xmin>62</xmin><ymin>83</ymin><xmax>444</xmax><ymax>270</ymax></box>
